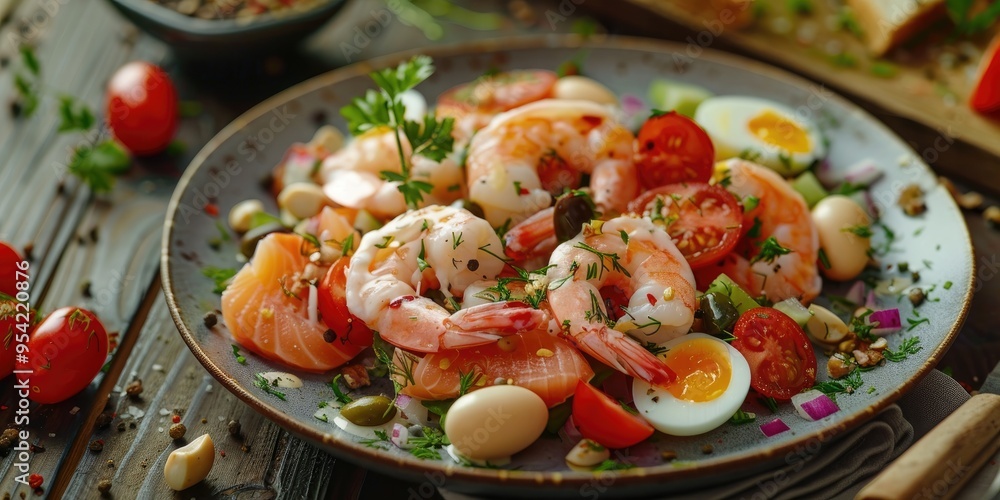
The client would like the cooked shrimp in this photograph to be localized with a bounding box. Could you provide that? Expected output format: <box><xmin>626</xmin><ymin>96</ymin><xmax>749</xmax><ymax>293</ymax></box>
<box><xmin>545</xmin><ymin>216</ymin><xmax>697</xmax><ymax>386</ymax></box>
<box><xmin>465</xmin><ymin>99</ymin><xmax>639</xmax><ymax>227</ymax></box>
<box><xmin>436</xmin><ymin>69</ymin><xmax>557</xmax><ymax>144</ymax></box>
<box><xmin>319</xmin><ymin>127</ymin><xmax>464</xmax><ymax>219</ymax></box>
<box><xmin>345</xmin><ymin>205</ymin><xmax>548</xmax><ymax>353</ymax></box>
<box><xmin>695</xmin><ymin>158</ymin><xmax>822</xmax><ymax>302</ymax></box>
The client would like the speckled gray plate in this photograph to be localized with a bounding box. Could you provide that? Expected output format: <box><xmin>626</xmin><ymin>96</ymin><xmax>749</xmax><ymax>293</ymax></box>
<box><xmin>162</xmin><ymin>36</ymin><xmax>975</xmax><ymax>498</ymax></box>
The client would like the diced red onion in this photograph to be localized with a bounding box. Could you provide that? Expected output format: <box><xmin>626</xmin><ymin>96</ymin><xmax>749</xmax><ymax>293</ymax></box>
<box><xmin>394</xmin><ymin>394</ymin><xmax>430</xmax><ymax>426</ymax></box>
<box><xmin>390</xmin><ymin>423</ymin><xmax>410</xmax><ymax>449</ymax></box>
<box><xmin>791</xmin><ymin>390</ymin><xmax>840</xmax><ymax>421</ymax></box>
<box><xmin>621</xmin><ymin>94</ymin><xmax>644</xmax><ymax>115</ymax></box>
<box><xmin>863</xmin><ymin>190</ymin><xmax>880</xmax><ymax>219</ymax></box>
<box><xmin>561</xmin><ymin>415</ymin><xmax>583</xmax><ymax>442</ymax></box>
<box><xmin>760</xmin><ymin>418</ymin><xmax>790</xmax><ymax>437</ymax></box>
<box><xmin>865</xmin><ymin>290</ymin><xmax>878</xmax><ymax>309</ymax></box>
<box><xmin>815</xmin><ymin>158</ymin><xmax>837</xmax><ymax>187</ymax></box>
<box><xmin>843</xmin><ymin>160</ymin><xmax>883</xmax><ymax>186</ymax></box>
<box><xmin>845</xmin><ymin>281</ymin><xmax>866</xmax><ymax>305</ymax></box>
<box><xmin>868</xmin><ymin>308</ymin><xmax>902</xmax><ymax>336</ymax></box>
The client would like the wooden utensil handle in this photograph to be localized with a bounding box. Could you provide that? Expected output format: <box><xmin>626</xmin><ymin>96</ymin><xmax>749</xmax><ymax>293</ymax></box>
<box><xmin>856</xmin><ymin>393</ymin><xmax>1000</xmax><ymax>500</ymax></box>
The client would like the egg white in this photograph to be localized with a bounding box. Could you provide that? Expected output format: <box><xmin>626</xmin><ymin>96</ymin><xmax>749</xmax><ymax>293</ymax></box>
<box><xmin>694</xmin><ymin>96</ymin><xmax>825</xmax><ymax>175</ymax></box>
<box><xmin>632</xmin><ymin>333</ymin><xmax>751</xmax><ymax>436</ymax></box>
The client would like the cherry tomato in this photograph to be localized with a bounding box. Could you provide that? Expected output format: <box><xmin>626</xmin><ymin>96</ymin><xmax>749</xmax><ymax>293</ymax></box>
<box><xmin>0</xmin><ymin>295</ymin><xmax>37</xmax><ymax>380</ymax></box>
<box><xmin>106</xmin><ymin>61</ymin><xmax>178</xmax><ymax>155</ymax></box>
<box><xmin>730</xmin><ymin>307</ymin><xmax>817</xmax><ymax>400</ymax></box>
<box><xmin>317</xmin><ymin>257</ymin><xmax>373</xmax><ymax>348</ymax></box>
<box><xmin>0</xmin><ymin>242</ymin><xmax>24</xmax><ymax>297</ymax></box>
<box><xmin>437</xmin><ymin>70</ymin><xmax>556</xmax><ymax>115</ymax></box>
<box><xmin>971</xmin><ymin>33</ymin><xmax>1000</xmax><ymax>114</ymax></box>
<box><xmin>627</xmin><ymin>183</ymin><xmax>743</xmax><ymax>269</ymax></box>
<box><xmin>634</xmin><ymin>111</ymin><xmax>715</xmax><ymax>189</ymax></box>
<box><xmin>571</xmin><ymin>380</ymin><xmax>654</xmax><ymax>449</ymax></box>
<box><xmin>27</xmin><ymin>307</ymin><xmax>109</xmax><ymax>404</ymax></box>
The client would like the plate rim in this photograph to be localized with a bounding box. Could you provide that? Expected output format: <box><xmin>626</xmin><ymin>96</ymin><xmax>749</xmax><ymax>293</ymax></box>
<box><xmin>160</xmin><ymin>34</ymin><xmax>976</xmax><ymax>491</ymax></box>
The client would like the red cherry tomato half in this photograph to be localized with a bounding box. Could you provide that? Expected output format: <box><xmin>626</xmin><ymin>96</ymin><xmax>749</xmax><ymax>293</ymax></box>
<box><xmin>106</xmin><ymin>61</ymin><xmax>178</xmax><ymax>155</ymax></box>
<box><xmin>634</xmin><ymin>111</ymin><xmax>715</xmax><ymax>189</ymax></box>
<box><xmin>317</xmin><ymin>257</ymin><xmax>373</xmax><ymax>348</ymax></box>
<box><xmin>27</xmin><ymin>307</ymin><xmax>109</xmax><ymax>404</ymax></box>
<box><xmin>730</xmin><ymin>307</ymin><xmax>817</xmax><ymax>400</ymax></box>
<box><xmin>971</xmin><ymin>33</ymin><xmax>1000</xmax><ymax>114</ymax></box>
<box><xmin>572</xmin><ymin>380</ymin><xmax>654</xmax><ymax>449</ymax></box>
<box><xmin>627</xmin><ymin>182</ymin><xmax>743</xmax><ymax>269</ymax></box>
<box><xmin>437</xmin><ymin>70</ymin><xmax>556</xmax><ymax>115</ymax></box>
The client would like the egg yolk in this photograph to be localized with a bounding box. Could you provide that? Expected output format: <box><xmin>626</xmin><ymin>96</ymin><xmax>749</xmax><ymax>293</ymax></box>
<box><xmin>662</xmin><ymin>338</ymin><xmax>732</xmax><ymax>403</ymax></box>
<box><xmin>747</xmin><ymin>110</ymin><xmax>811</xmax><ymax>153</ymax></box>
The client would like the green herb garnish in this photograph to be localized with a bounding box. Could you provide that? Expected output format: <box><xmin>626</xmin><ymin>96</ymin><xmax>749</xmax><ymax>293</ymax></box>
<box><xmin>884</xmin><ymin>337</ymin><xmax>922</xmax><ymax>362</ymax></box>
<box><xmin>730</xmin><ymin>409</ymin><xmax>756</xmax><ymax>425</ymax></box>
<box><xmin>328</xmin><ymin>374</ymin><xmax>353</xmax><ymax>404</ymax></box>
<box><xmin>340</xmin><ymin>56</ymin><xmax>454</xmax><ymax>208</ymax></box>
<box><xmin>253</xmin><ymin>373</ymin><xmax>287</xmax><ymax>401</ymax></box>
<box><xmin>202</xmin><ymin>266</ymin><xmax>237</xmax><ymax>294</ymax></box>
<box><xmin>231</xmin><ymin>344</ymin><xmax>246</xmax><ymax>365</ymax></box>
<box><xmin>751</xmin><ymin>237</ymin><xmax>792</xmax><ymax>264</ymax></box>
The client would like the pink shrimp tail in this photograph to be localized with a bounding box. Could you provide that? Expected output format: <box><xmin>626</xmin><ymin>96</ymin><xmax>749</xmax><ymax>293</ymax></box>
<box><xmin>504</xmin><ymin>207</ymin><xmax>557</xmax><ymax>262</ymax></box>
<box><xmin>442</xmin><ymin>301</ymin><xmax>550</xmax><ymax>350</ymax></box>
<box><xmin>572</xmin><ymin>326</ymin><xmax>677</xmax><ymax>387</ymax></box>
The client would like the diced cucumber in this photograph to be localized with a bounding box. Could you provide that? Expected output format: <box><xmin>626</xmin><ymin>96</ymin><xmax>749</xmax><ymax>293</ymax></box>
<box><xmin>704</xmin><ymin>273</ymin><xmax>759</xmax><ymax>315</ymax></box>
<box><xmin>772</xmin><ymin>297</ymin><xmax>813</xmax><ymax>327</ymax></box>
<box><xmin>354</xmin><ymin>209</ymin><xmax>383</xmax><ymax>234</ymax></box>
<box><xmin>648</xmin><ymin>79</ymin><xmax>713</xmax><ymax>118</ymax></box>
<box><xmin>791</xmin><ymin>171</ymin><xmax>828</xmax><ymax>208</ymax></box>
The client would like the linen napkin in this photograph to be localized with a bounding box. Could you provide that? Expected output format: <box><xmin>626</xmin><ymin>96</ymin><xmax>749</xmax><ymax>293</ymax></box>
<box><xmin>439</xmin><ymin>370</ymin><xmax>970</xmax><ymax>500</ymax></box>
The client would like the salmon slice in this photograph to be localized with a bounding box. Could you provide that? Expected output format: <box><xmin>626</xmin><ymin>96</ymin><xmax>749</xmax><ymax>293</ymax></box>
<box><xmin>396</xmin><ymin>329</ymin><xmax>594</xmax><ymax>407</ymax></box>
<box><xmin>221</xmin><ymin>233</ymin><xmax>364</xmax><ymax>372</ymax></box>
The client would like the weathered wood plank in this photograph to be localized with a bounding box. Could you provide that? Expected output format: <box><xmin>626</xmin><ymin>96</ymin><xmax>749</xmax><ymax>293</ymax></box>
<box><xmin>62</xmin><ymin>297</ymin><xmax>336</xmax><ymax>500</ymax></box>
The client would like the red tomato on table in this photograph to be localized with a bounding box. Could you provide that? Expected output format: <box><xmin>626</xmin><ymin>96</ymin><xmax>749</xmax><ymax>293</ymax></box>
<box><xmin>106</xmin><ymin>61</ymin><xmax>178</xmax><ymax>155</ymax></box>
<box><xmin>627</xmin><ymin>182</ymin><xmax>743</xmax><ymax>269</ymax></box>
<box><xmin>730</xmin><ymin>307</ymin><xmax>816</xmax><ymax>400</ymax></box>
<box><xmin>634</xmin><ymin>111</ymin><xmax>715</xmax><ymax>188</ymax></box>
<box><xmin>971</xmin><ymin>33</ymin><xmax>1000</xmax><ymax>114</ymax></box>
<box><xmin>571</xmin><ymin>380</ymin><xmax>654</xmax><ymax>449</ymax></box>
<box><xmin>0</xmin><ymin>242</ymin><xmax>24</xmax><ymax>297</ymax></box>
<box><xmin>27</xmin><ymin>307</ymin><xmax>109</xmax><ymax>404</ymax></box>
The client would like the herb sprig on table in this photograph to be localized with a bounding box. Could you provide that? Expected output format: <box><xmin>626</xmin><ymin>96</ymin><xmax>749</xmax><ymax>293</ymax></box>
<box><xmin>10</xmin><ymin>46</ymin><xmax>130</xmax><ymax>193</ymax></box>
<box><xmin>340</xmin><ymin>56</ymin><xmax>455</xmax><ymax>209</ymax></box>
<box><xmin>946</xmin><ymin>0</ymin><xmax>1000</xmax><ymax>36</ymax></box>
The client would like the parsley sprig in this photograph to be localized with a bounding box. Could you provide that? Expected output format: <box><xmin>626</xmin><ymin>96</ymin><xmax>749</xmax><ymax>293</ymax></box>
<box><xmin>751</xmin><ymin>237</ymin><xmax>792</xmax><ymax>264</ymax></box>
<box><xmin>884</xmin><ymin>337</ymin><xmax>922</xmax><ymax>362</ymax></box>
<box><xmin>340</xmin><ymin>56</ymin><xmax>455</xmax><ymax>208</ymax></box>
<box><xmin>11</xmin><ymin>47</ymin><xmax>131</xmax><ymax>192</ymax></box>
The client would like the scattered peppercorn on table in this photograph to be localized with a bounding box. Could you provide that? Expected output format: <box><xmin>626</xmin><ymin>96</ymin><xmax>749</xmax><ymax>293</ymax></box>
<box><xmin>1</xmin><ymin>0</ymin><xmax>1000</xmax><ymax>499</ymax></box>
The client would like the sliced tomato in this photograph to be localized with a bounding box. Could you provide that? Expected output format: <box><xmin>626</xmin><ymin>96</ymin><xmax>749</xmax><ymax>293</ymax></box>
<box><xmin>437</xmin><ymin>70</ymin><xmax>556</xmax><ymax>114</ymax></box>
<box><xmin>730</xmin><ymin>307</ymin><xmax>816</xmax><ymax>400</ymax></box>
<box><xmin>634</xmin><ymin>111</ymin><xmax>715</xmax><ymax>188</ymax></box>
<box><xmin>572</xmin><ymin>380</ymin><xmax>654</xmax><ymax>449</ymax></box>
<box><xmin>971</xmin><ymin>33</ymin><xmax>1000</xmax><ymax>114</ymax></box>
<box><xmin>627</xmin><ymin>183</ymin><xmax>742</xmax><ymax>269</ymax></box>
<box><xmin>317</xmin><ymin>257</ymin><xmax>373</xmax><ymax>349</ymax></box>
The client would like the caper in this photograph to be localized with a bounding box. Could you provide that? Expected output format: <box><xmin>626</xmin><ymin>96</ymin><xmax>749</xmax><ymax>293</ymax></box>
<box><xmin>554</xmin><ymin>194</ymin><xmax>595</xmax><ymax>242</ymax></box>
<box><xmin>240</xmin><ymin>222</ymin><xmax>288</xmax><ymax>258</ymax></box>
<box><xmin>456</xmin><ymin>200</ymin><xmax>486</xmax><ymax>220</ymax></box>
<box><xmin>340</xmin><ymin>395</ymin><xmax>397</xmax><ymax>426</ymax></box>
<box><xmin>699</xmin><ymin>292</ymin><xmax>739</xmax><ymax>338</ymax></box>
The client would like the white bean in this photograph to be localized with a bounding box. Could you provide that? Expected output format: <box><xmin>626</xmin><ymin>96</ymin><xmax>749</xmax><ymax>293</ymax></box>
<box><xmin>804</xmin><ymin>304</ymin><xmax>850</xmax><ymax>346</ymax></box>
<box><xmin>308</xmin><ymin>125</ymin><xmax>345</xmax><ymax>154</ymax></box>
<box><xmin>278</xmin><ymin>183</ymin><xmax>327</xmax><ymax>220</ymax></box>
<box><xmin>811</xmin><ymin>195</ymin><xmax>871</xmax><ymax>281</ymax></box>
<box><xmin>553</xmin><ymin>76</ymin><xmax>618</xmax><ymax>105</ymax></box>
<box><xmin>163</xmin><ymin>434</ymin><xmax>214</xmax><ymax>491</ymax></box>
<box><xmin>228</xmin><ymin>199</ymin><xmax>264</xmax><ymax>233</ymax></box>
<box><xmin>565</xmin><ymin>439</ymin><xmax>610</xmax><ymax>468</ymax></box>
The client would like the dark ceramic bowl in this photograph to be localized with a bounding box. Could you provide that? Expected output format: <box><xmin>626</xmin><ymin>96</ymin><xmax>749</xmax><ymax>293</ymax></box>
<box><xmin>106</xmin><ymin>0</ymin><xmax>347</xmax><ymax>59</ymax></box>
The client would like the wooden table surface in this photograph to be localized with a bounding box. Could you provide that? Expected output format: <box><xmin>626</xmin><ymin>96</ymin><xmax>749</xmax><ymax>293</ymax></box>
<box><xmin>1</xmin><ymin>1</ymin><xmax>999</xmax><ymax>499</ymax></box>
